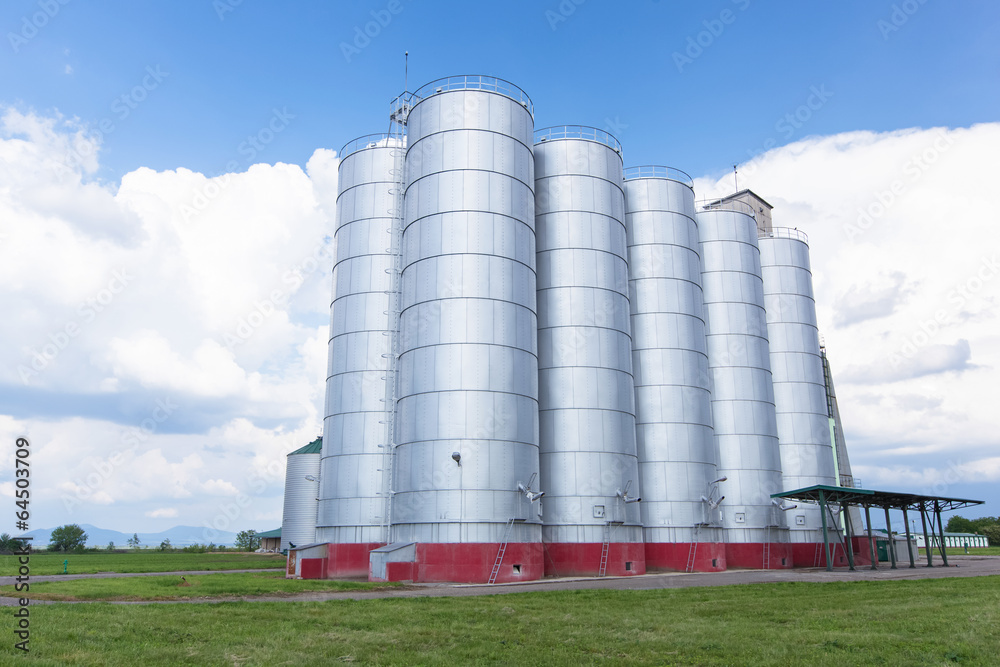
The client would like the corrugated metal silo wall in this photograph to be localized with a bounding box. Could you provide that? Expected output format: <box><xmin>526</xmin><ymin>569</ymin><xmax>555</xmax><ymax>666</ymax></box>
<box><xmin>533</xmin><ymin>130</ymin><xmax>644</xmax><ymax>576</ymax></box>
<box><xmin>315</xmin><ymin>138</ymin><xmax>396</xmax><ymax>565</ymax></box>
<box><xmin>281</xmin><ymin>451</ymin><xmax>321</xmax><ymax>552</ymax></box>
<box><xmin>393</xmin><ymin>81</ymin><xmax>542</xmax><ymax>581</ymax></box>
<box><xmin>697</xmin><ymin>205</ymin><xmax>790</xmax><ymax>568</ymax></box>
<box><xmin>759</xmin><ymin>231</ymin><xmax>838</xmax><ymax>555</ymax></box>
<box><xmin>624</xmin><ymin>169</ymin><xmax>725</xmax><ymax>572</ymax></box>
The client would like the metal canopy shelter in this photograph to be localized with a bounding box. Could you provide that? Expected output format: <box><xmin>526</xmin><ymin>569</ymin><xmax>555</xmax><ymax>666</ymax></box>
<box><xmin>772</xmin><ymin>485</ymin><xmax>984</xmax><ymax>572</ymax></box>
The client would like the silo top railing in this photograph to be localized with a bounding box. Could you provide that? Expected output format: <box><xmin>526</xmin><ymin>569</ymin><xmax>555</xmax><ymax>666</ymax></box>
<box><xmin>411</xmin><ymin>75</ymin><xmax>533</xmax><ymax>115</ymax></box>
<box><xmin>760</xmin><ymin>227</ymin><xmax>809</xmax><ymax>243</ymax></box>
<box><xmin>534</xmin><ymin>125</ymin><xmax>622</xmax><ymax>154</ymax></box>
<box><xmin>698</xmin><ymin>198</ymin><xmax>757</xmax><ymax>219</ymax></box>
<box><xmin>340</xmin><ymin>133</ymin><xmax>395</xmax><ymax>160</ymax></box>
<box><xmin>623</xmin><ymin>165</ymin><xmax>693</xmax><ymax>188</ymax></box>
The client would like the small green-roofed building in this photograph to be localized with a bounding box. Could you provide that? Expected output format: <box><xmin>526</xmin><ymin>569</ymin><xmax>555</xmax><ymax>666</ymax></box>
<box><xmin>914</xmin><ymin>531</ymin><xmax>989</xmax><ymax>549</ymax></box>
<box><xmin>257</xmin><ymin>528</ymin><xmax>281</xmax><ymax>552</ymax></box>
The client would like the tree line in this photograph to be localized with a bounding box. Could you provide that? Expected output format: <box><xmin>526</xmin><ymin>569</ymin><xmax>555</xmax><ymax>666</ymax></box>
<box><xmin>945</xmin><ymin>516</ymin><xmax>1000</xmax><ymax>545</ymax></box>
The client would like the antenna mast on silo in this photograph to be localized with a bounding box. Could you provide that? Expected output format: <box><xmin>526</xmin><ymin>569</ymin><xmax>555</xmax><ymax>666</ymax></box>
<box><xmin>733</xmin><ymin>164</ymin><xmax>739</xmax><ymax>193</ymax></box>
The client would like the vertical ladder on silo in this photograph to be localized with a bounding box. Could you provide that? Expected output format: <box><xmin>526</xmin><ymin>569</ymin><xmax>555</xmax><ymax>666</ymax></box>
<box><xmin>376</xmin><ymin>95</ymin><xmax>410</xmax><ymax>545</ymax></box>
<box><xmin>685</xmin><ymin>523</ymin><xmax>702</xmax><ymax>573</ymax></box>
<box><xmin>489</xmin><ymin>518</ymin><xmax>517</xmax><ymax>584</ymax></box>
<box><xmin>598</xmin><ymin>522</ymin><xmax>611</xmax><ymax>577</ymax></box>
<box><xmin>813</xmin><ymin>542</ymin><xmax>823</xmax><ymax>567</ymax></box>
<box><xmin>762</xmin><ymin>525</ymin><xmax>772</xmax><ymax>570</ymax></box>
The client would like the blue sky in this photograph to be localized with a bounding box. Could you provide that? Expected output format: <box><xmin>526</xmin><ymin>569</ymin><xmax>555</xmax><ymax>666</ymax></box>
<box><xmin>4</xmin><ymin>1</ymin><xmax>997</xmax><ymax>180</ymax></box>
<box><xmin>1</xmin><ymin>1</ymin><xmax>998</xmax><ymax>536</ymax></box>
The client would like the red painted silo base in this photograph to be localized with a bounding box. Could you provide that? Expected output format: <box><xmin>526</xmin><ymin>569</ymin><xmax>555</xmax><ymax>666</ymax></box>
<box><xmin>725</xmin><ymin>542</ymin><xmax>794</xmax><ymax>569</ymax></box>
<box><xmin>326</xmin><ymin>542</ymin><xmax>384</xmax><ymax>578</ymax></box>
<box><xmin>376</xmin><ymin>542</ymin><xmax>545</xmax><ymax>584</ymax></box>
<box><xmin>542</xmin><ymin>542</ymin><xmax>646</xmax><ymax>577</ymax></box>
<box><xmin>644</xmin><ymin>542</ymin><xmax>727</xmax><ymax>572</ymax></box>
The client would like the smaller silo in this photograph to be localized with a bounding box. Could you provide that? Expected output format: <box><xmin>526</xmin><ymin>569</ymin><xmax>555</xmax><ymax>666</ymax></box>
<box><xmin>280</xmin><ymin>437</ymin><xmax>322</xmax><ymax>552</ymax></box>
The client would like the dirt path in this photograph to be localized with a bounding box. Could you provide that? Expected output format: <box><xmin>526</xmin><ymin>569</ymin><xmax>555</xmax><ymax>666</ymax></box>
<box><xmin>2</xmin><ymin>556</ymin><xmax>997</xmax><ymax>607</ymax></box>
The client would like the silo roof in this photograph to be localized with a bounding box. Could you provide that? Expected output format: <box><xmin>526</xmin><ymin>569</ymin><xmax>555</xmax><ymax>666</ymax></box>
<box><xmin>289</xmin><ymin>436</ymin><xmax>322</xmax><ymax>456</ymax></box>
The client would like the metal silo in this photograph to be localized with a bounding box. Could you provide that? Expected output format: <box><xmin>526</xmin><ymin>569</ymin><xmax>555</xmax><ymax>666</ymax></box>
<box><xmin>697</xmin><ymin>200</ymin><xmax>791</xmax><ymax>569</ymax></box>
<box><xmin>391</xmin><ymin>76</ymin><xmax>542</xmax><ymax>583</ymax></box>
<box><xmin>281</xmin><ymin>437</ymin><xmax>322</xmax><ymax>552</ymax></box>
<box><xmin>760</xmin><ymin>229</ymin><xmax>838</xmax><ymax>565</ymax></box>
<box><xmin>315</xmin><ymin>134</ymin><xmax>400</xmax><ymax>575</ymax></box>
<box><xmin>533</xmin><ymin>127</ymin><xmax>644</xmax><ymax>577</ymax></box>
<box><xmin>623</xmin><ymin>167</ymin><xmax>725</xmax><ymax>572</ymax></box>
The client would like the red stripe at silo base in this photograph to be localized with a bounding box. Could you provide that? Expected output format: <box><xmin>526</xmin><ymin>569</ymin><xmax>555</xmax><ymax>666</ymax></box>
<box><xmin>724</xmin><ymin>542</ymin><xmax>795</xmax><ymax>569</ymax></box>
<box><xmin>376</xmin><ymin>543</ymin><xmax>546</xmax><ymax>583</ymax></box>
<box><xmin>644</xmin><ymin>542</ymin><xmax>727</xmax><ymax>572</ymax></box>
<box><xmin>542</xmin><ymin>542</ymin><xmax>646</xmax><ymax>577</ymax></box>
<box><xmin>326</xmin><ymin>543</ymin><xmax>384</xmax><ymax>578</ymax></box>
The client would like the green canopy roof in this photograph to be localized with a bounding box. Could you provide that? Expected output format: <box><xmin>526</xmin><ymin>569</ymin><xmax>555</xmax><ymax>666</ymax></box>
<box><xmin>257</xmin><ymin>528</ymin><xmax>281</xmax><ymax>539</ymax></box>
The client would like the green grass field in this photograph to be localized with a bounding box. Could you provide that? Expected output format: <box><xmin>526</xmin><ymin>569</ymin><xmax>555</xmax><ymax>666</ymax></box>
<box><xmin>0</xmin><ymin>551</ymin><xmax>284</xmax><ymax>575</ymax></box>
<box><xmin>5</xmin><ymin>576</ymin><xmax>998</xmax><ymax>665</ymax></box>
<box><xmin>937</xmin><ymin>547</ymin><xmax>1000</xmax><ymax>556</ymax></box>
<box><xmin>0</xmin><ymin>572</ymin><xmax>395</xmax><ymax>601</ymax></box>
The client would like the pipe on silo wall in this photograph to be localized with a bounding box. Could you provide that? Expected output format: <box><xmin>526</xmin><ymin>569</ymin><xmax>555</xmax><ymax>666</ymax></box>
<box><xmin>533</xmin><ymin>128</ymin><xmax>644</xmax><ymax>577</ymax></box>
<box><xmin>759</xmin><ymin>229</ymin><xmax>838</xmax><ymax>565</ymax></box>
<box><xmin>697</xmin><ymin>202</ymin><xmax>792</xmax><ymax>569</ymax></box>
<box><xmin>314</xmin><ymin>136</ymin><xmax>398</xmax><ymax>574</ymax></box>
<box><xmin>623</xmin><ymin>168</ymin><xmax>725</xmax><ymax>572</ymax></box>
<box><xmin>281</xmin><ymin>442</ymin><xmax>321</xmax><ymax>552</ymax></box>
<box><xmin>392</xmin><ymin>77</ymin><xmax>543</xmax><ymax>583</ymax></box>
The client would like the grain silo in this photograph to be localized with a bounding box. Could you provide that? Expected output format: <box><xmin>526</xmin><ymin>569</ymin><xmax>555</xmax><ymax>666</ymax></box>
<box><xmin>624</xmin><ymin>167</ymin><xmax>725</xmax><ymax>572</ymax></box>
<box><xmin>534</xmin><ymin>127</ymin><xmax>644</xmax><ymax>577</ymax></box>
<box><xmin>314</xmin><ymin>135</ymin><xmax>400</xmax><ymax>575</ymax></box>
<box><xmin>280</xmin><ymin>437</ymin><xmax>321</xmax><ymax>552</ymax></box>
<box><xmin>698</xmin><ymin>201</ymin><xmax>791</xmax><ymax>568</ymax></box>
<box><xmin>759</xmin><ymin>228</ymin><xmax>839</xmax><ymax>565</ymax></box>
<box><xmin>390</xmin><ymin>76</ymin><xmax>543</xmax><ymax>583</ymax></box>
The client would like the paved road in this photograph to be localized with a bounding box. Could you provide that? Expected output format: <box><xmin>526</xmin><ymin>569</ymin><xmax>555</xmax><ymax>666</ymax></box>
<box><xmin>2</xmin><ymin>556</ymin><xmax>997</xmax><ymax>606</ymax></box>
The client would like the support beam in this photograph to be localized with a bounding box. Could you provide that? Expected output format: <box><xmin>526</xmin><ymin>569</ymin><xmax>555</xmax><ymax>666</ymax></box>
<box><xmin>864</xmin><ymin>505</ymin><xmax>876</xmax><ymax>570</ymax></box>
<box><xmin>935</xmin><ymin>501</ymin><xmax>949</xmax><ymax>567</ymax></box>
<box><xmin>843</xmin><ymin>503</ymin><xmax>856</xmax><ymax>571</ymax></box>
<box><xmin>920</xmin><ymin>503</ymin><xmax>933</xmax><ymax>567</ymax></box>
<box><xmin>884</xmin><ymin>506</ymin><xmax>897</xmax><ymax>570</ymax></box>
<box><xmin>902</xmin><ymin>507</ymin><xmax>916</xmax><ymax>568</ymax></box>
<box><xmin>819</xmin><ymin>489</ymin><xmax>832</xmax><ymax>572</ymax></box>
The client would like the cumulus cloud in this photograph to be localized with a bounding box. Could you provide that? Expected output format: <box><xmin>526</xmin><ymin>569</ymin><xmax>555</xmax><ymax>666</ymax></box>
<box><xmin>697</xmin><ymin>122</ymin><xmax>1000</xmax><ymax>509</ymax></box>
<box><xmin>0</xmin><ymin>106</ymin><xmax>337</xmax><ymax>532</ymax></box>
<box><xmin>145</xmin><ymin>508</ymin><xmax>178</xmax><ymax>518</ymax></box>
<box><xmin>832</xmin><ymin>271</ymin><xmax>915</xmax><ymax>327</ymax></box>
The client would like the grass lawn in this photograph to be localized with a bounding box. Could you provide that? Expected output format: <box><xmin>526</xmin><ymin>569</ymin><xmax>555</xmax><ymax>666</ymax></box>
<box><xmin>5</xmin><ymin>576</ymin><xmax>999</xmax><ymax>666</ymax></box>
<box><xmin>0</xmin><ymin>551</ymin><xmax>285</xmax><ymax>575</ymax></box>
<box><xmin>937</xmin><ymin>547</ymin><xmax>1000</xmax><ymax>556</ymax></box>
<box><xmin>0</xmin><ymin>572</ymin><xmax>396</xmax><ymax>601</ymax></box>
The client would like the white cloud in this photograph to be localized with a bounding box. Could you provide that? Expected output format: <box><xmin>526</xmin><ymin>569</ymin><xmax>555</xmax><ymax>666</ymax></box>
<box><xmin>0</xmin><ymin>106</ymin><xmax>336</xmax><ymax>532</ymax></box>
<box><xmin>146</xmin><ymin>508</ymin><xmax>179</xmax><ymax>518</ymax></box>
<box><xmin>697</xmin><ymin>122</ymin><xmax>1000</xmax><ymax>508</ymax></box>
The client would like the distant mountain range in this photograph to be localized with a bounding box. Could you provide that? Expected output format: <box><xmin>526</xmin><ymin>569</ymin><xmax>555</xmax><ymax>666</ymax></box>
<box><xmin>20</xmin><ymin>524</ymin><xmax>269</xmax><ymax>548</ymax></box>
